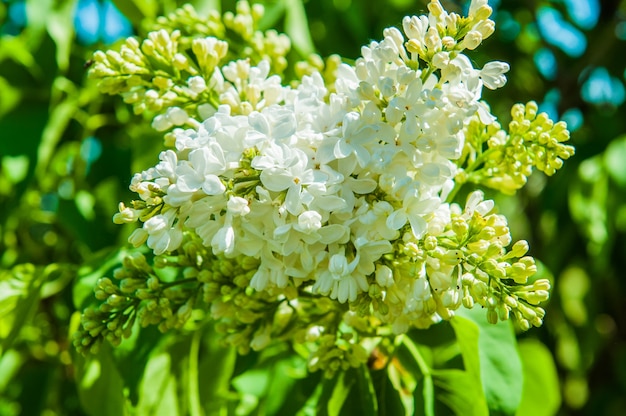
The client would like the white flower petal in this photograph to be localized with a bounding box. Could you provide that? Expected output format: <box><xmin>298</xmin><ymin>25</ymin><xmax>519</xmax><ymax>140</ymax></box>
<box><xmin>386</xmin><ymin>210</ymin><xmax>407</xmax><ymax>230</ymax></box>
<box><xmin>202</xmin><ymin>175</ymin><xmax>226</xmax><ymax>195</ymax></box>
<box><xmin>260</xmin><ymin>168</ymin><xmax>295</xmax><ymax>192</ymax></box>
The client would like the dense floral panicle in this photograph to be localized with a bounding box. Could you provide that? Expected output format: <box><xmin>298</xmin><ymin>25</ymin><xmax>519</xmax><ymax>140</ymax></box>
<box><xmin>79</xmin><ymin>0</ymin><xmax>570</xmax><ymax>377</ymax></box>
<box><xmin>118</xmin><ymin>0</ymin><xmax>514</xmax><ymax>309</ymax></box>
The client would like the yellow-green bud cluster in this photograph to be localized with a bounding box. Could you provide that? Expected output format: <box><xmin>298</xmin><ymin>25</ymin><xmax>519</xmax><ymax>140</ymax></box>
<box><xmin>443</xmin><ymin>202</ymin><xmax>549</xmax><ymax>329</ymax></box>
<box><xmin>340</xmin><ymin>191</ymin><xmax>551</xmax><ymax>334</ymax></box>
<box><xmin>88</xmin><ymin>1</ymin><xmax>292</xmax><ymax>132</ymax></box>
<box><xmin>153</xmin><ymin>2</ymin><xmax>290</xmax><ymax>74</ymax></box>
<box><xmin>74</xmin><ymin>237</ymin><xmax>372</xmax><ymax>378</ymax></box>
<box><xmin>307</xmin><ymin>334</ymin><xmax>369</xmax><ymax>379</ymax></box>
<box><xmin>73</xmin><ymin>251</ymin><xmax>202</xmax><ymax>354</ymax></box>
<box><xmin>459</xmin><ymin>101</ymin><xmax>575</xmax><ymax>195</ymax></box>
<box><xmin>405</xmin><ymin>0</ymin><xmax>495</xmax><ymax>64</ymax></box>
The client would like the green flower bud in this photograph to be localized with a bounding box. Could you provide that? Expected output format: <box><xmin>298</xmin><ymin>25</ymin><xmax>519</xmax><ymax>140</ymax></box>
<box><xmin>510</xmin><ymin>240</ymin><xmax>529</xmax><ymax>257</ymax></box>
<box><xmin>106</xmin><ymin>294</ymin><xmax>127</xmax><ymax>307</ymax></box>
<box><xmin>487</xmin><ymin>308</ymin><xmax>498</xmax><ymax>324</ymax></box>
<box><xmin>424</xmin><ymin>235</ymin><xmax>438</xmax><ymax>251</ymax></box>
<box><xmin>497</xmin><ymin>304</ymin><xmax>510</xmax><ymax>321</ymax></box>
<box><xmin>533</xmin><ymin>279</ymin><xmax>551</xmax><ymax>291</ymax></box>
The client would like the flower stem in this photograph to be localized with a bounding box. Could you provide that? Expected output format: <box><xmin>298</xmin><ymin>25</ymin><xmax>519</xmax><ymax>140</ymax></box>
<box><xmin>189</xmin><ymin>328</ymin><xmax>204</xmax><ymax>416</ymax></box>
<box><xmin>447</xmin><ymin>146</ymin><xmax>498</xmax><ymax>204</ymax></box>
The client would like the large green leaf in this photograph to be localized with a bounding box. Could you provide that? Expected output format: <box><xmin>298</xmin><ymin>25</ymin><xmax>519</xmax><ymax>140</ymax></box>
<box><xmin>112</xmin><ymin>325</ymin><xmax>164</xmax><ymax>406</ymax></box>
<box><xmin>198</xmin><ymin>325</ymin><xmax>238</xmax><ymax>414</ymax></box>
<box><xmin>231</xmin><ymin>345</ymin><xmax>317</xmax><ymax>415</ymax></box>
<box><xmin>0</xmin><ymin>76</ymin><xmax>21</xmax><ymax>118</ymax></box>
<box><xmin>432</xmin><ymin>368</ymin><xmax>487</xmax><ymax>416</ymax></box>
<box><xmin>604</xmin><ymin>134</ymin><xmax>626</xmax><ymax>188</ymax></box>
<box><xmin>371</xmin><ymin>367</ymin><xmax>407</xmax><ymax>416</ymax></box>
<box><xmin>35</xmin><ymin>87</ymin><xmax>79</xmax><ymax>181</ymax></box>
<box><xmin>428</xmin><ymin>319</ymin><xmax>488</xmax><ymax>416</ymax></box>
<box><xmin>0</xmin><ymin>264</ymin><xmax>45</xmax><ymax>353</ymax></box>
<box><xmin>111</xmin><ymin>0</ymin><xmax>158</xmax><ymax>26</ymax></box>
<box><xmin>454</xmin><ymin>308</ymin><xmax>523</xmax><ymax>416</ymax></box>
<box><xmin>342</xmin><ymin>366</ymin><xmax>378</xmax><ymax>416</ymax></box>
<box><xmin>75</xmin><ymin>346</ymin><xmax>127</xmax><ymax>416</ymax></box>
<box><xmin>136</xmin><ymin>351</ymin><xmax>180</xmax><ymax>415</ymax></box>
<box><xmin>401</xmin><ymin>337</ymin><xmax>435</xmax><ymax>416</ymax></box>
<box><xmin>45</xmin><ymin>0</ymin><xmax>78</xmax><ymax>71</ymax></box>
<box><xmin>264</xmin><ymin>353</ymin><xmax>311</xmax><ymax>415</ymax></box>
<box><xmin>0</xmin><ymin>349</ymin><xmax>24</xmax><ymax>393</ymax></box>
<box><xmin>315</xmin><ymin>369</ymin><xmax>355</xmax><ymax>416</ymax></box>
<box><xmin>274</xmin><ymin>370</ymin><xmax>323</xmax><ymax>416</ymax></box>
<box><xmin>24</xmin><ymin>0</ymin><xmax>53</xmax><ymax>46</ymax></box>
<box><xmin>448</xmin><ymin>316</ymin><xmax>481</xmax><ymax>381</ymax></box>
<box><xmin>189</xmin><ymin>0</ymin><xmax>221</xmax><ymax>15</ymax></box>
<box><xmin>516</xmin><ymin>339</ymin><xmax>561</xmax><ymax>416</ymax></box>
<box><xmin>283</xmin><ymin>0</ymin><xmax>315</xmax><ymax>56</ymax></box>
<box><xmin>0</xmin><ymin>101</ymin><xmax>48</xmax><ymax>215</ymax></box>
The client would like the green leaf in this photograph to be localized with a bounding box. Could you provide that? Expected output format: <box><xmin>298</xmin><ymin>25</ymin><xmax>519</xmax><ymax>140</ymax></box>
<box><xmin>264</xmin><ymin>353</ymin><xmax>310</xmax><ymax>415</ymax></box>
<box><xmin>272</xmin><ymin>361</ymin><xmax>322</xmax><ymax>415</ymax></box>
<box><xmin>448</xmin><ymin>316</ymin><xmax>481</xmax><ymax>381</ymax></box>
<box><xmin>257</xmin><ymin>0</ymin><xmax>286</xmax><ymax>31</ymax></box>
<box><xmin>388</xmin><ymin>342</ymin><xmax>420</xmax><ymax>415</ymax></box>
<box><xmin>401</xmin><ymin>337</ymin><xmax>434</xmax><ymax>416</ymax></box>
<box><xmin>372</xmin><ymin>368</ymin><xmax>408</xmax><ymax>416</ymax></box>
<box><xmin>75</xmin><ymin>346</ymin><xmax>127</xmax><ymax>416</ymax></box>
<box><xmin>604</xmin><ymin>134</ymin><xmax>626</xmax><ymax>188</ymax></box>
<box><xmin>232</xmin><ymin>368</ymin><xmax>271</xmax><ymax>398</ymax></box>
<box><xmin>343</xmin><ymin>366</ymin><xmax>378</xmax><ymax>416</ymax></box>
<box><xmin>454</xmin><ymin>308</ymin><xmax>523</xmax><ymax>416</ymax></box>
<box><xmin>1</xmin><ymin>155</ymin><xmax>29</xmax><ymax>185</ymax></box>
<box><xmin>197</xmin><ymin>326</ymin><xmax>237</xmax><ymax>414</ymax></box>
<box><xmin>315</xmin><ymin>370</ymin><xmax>355</xmax><ymax>416</ymax></box>
<box><xmin>25</xmin><ymin>0</ymin><xmax>53</xmax><ymax>39</ymax></box>
<box><xmin>0</xmin><ymin>36</ymin><xmax>38</xmax><ymax>71</ymax></box>
<box><xmin>0</xmin><ymin>349</ymin><xmax>25</xmax><ymax>393</ymax></box>
<box><xmin>136</xmin><ymin>351</ymin><xmax>180</xmax><ymax>415</ymax></box>
<box><xmin>516</xmin><ymin>339</ymin><xmax>561</xmax><ymax>416</ymax></box>
<box><xmin>35</xmin><ymin>90</ymin><xmax>79</xmax><ymax>181</ymax></box>
<box><xmin>0</xmin><ymin>264</ymin><xmax>45</xmax><ymax>353</ymax></box>
<box><xmin>45</xmin><ymin>0</ymin><xmax>78</xmax><ymax>71</ymax></box>
<box><xmin>111</xmin><ymin>0</ymin><xmax>158</xmax><ymax>26</ymax></box>
<box><xmin>0</xmin><ymin>76</ymin><xmax>22</xmax><ymax>118</ymax></box>
<box><xmin>188</xmin><ymin>0</ymin><xmax>221</xmax><ymax>15</ymax></box>
<box><xmin>432</xmin><ymin>368</ymin><xmax>487</xmax><ymax>416</ymax></box>
<box><xmin>283</xmin><ymin>0</ymin><xmax>315</xmax><ymax>56</ymax></box>
<box><xmin>0</xmin><ymin>101</ymin><xmax>47</xmax><ymax>213</ymax></box>
<box><xmin>112</xmin><ymin>325</ymin><xmax>164</xmax><ymax>406</ymax></box>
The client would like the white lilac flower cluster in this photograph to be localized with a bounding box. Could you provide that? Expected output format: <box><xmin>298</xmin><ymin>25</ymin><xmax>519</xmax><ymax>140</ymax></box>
<box><xmin>79</xmin><ymin>0</ymin><xmax>571</xmax><ymax>366</ymax></box>
<box><xmin>117</xmin><ymin>0</ymin><xmax>508</xmax><ymax>319</ymax></box>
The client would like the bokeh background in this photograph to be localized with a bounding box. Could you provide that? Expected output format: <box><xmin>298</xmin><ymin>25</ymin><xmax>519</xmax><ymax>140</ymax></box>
<box><xmin>1</xmin><ymin>0</ymin><xmax>625</xmax><ymax>414</ymax></box>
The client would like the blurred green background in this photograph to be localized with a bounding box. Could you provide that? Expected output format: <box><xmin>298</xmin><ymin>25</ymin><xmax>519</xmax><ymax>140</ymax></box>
<box><xmin>1</xmin><ymin>0</ymin><xmax>625</xmax><ymax>414</ymax></box>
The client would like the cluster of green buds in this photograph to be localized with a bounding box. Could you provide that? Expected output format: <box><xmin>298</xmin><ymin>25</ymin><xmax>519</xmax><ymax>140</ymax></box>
<box><xmin>440</xmin><ymin>195</ymin><xmax>550</xmax><ymax>330</ymax></box>
<box><xmin>457</xmin><ymin>101</ymin><xmax>576</xmax><ymax>195</ymax></box>
<box><xmin>88</xmin><ymin>1</ymin><xmax>291</xmax><ymax>131</ymax></box>
<box><xmin>406</xmin><ymin>0</ymin><xmax>495</xmax><ymax>61</ymax></box>
<box><xmin>73</xmin><ymin>237</ymin><xmax>375</xmax><ymax>378</ymax></box>
<box><xmin>73</xmin><ymin>251</ymin><xmax>202</xmax><ymax>354</ymax></box>
<box><xmin>152</xmin><ymin>1</ymin><xmax>290</xmax><ymax>72</ymax></box>
<box><xmin>334</xmin><ymin>190</ymin><xmax>552</xmax><ymax>335</ymax></box>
